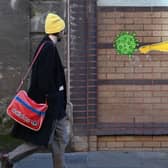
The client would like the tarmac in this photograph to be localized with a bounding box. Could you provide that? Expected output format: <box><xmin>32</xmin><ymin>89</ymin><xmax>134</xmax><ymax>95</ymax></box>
<box><xmin>1</xmin><ymin>151</ymin><xmax>168</xmax><ymax>168</ymax></box>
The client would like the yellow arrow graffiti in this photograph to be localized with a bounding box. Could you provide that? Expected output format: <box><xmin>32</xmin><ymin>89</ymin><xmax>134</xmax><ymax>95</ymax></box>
<box><xmin>139</xmin><ymin>41</ymin><xmax>168</xmax><ymax>54</ymax></box>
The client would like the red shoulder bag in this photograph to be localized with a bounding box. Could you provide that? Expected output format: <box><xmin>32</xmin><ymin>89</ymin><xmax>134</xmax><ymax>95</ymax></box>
<box><xmin>7</xmin><ymin>42</ymin><xmax>48</xmax><ymax>131</ymax></box>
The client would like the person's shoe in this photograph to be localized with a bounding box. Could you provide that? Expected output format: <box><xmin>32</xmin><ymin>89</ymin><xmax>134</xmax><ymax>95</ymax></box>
<box><xmin>0</xmin><ymin>153</ymin><xmax>13</xmax><ymax>168</ymax></box>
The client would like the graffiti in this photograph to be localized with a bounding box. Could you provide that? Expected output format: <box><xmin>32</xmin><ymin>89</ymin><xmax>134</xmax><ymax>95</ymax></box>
<box><xmin>139</xmin><ymin>41</ymin><xmax>168</xmax><ymax>54</ymax></box>
<box><xmin>113</xmin><ymin>32</ymin><xmax>139</xmax><ymax>59</ymax></box>
<box><xmin>114</xmin><ymin>32</ymin><xmax>168</xmax><ymax>57</ymax></box>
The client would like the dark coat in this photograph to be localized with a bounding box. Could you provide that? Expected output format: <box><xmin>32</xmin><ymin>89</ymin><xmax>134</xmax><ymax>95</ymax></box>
<box><xmin>11</xmin><ymin>36</ymin><xmax>67</xmax><ymax>146</ymax></box>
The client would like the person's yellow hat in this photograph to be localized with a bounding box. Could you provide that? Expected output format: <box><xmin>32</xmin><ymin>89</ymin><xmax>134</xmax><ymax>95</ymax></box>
<box><xmin>45</xmin><ymin>13</ymin><xmax>65</xmax><ymax>34</ymax></box>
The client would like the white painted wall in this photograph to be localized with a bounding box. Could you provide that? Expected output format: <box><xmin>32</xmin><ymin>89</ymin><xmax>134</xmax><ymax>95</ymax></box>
<box><xmin>97</xmin><ymin>0</ymin><xmax>168</xmax><ymax>6</ymax></box>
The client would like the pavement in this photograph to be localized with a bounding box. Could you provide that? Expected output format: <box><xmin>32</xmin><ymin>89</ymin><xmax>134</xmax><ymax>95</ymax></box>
<box><xmin>1</xmin><ymin>151</ymin><xmax>168</xmax><ymax>168</ymax></box>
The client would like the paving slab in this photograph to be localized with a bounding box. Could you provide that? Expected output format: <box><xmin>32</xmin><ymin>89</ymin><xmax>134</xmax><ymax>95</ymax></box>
<box><xmin>1</xmin><ymin>151</ymin><xmax>168</xmax><ymax>168</ymax></box>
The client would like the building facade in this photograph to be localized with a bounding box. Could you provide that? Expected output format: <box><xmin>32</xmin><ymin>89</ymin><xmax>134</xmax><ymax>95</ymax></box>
<box><xmin>1</xmin><ymin>0</ymin><xmax>168</xmax><ymax>152</ymax></box>
<box><xmin>70</xmin><ymin>0</ymin><xmax>168</xmax><ymax>151</ymax></box>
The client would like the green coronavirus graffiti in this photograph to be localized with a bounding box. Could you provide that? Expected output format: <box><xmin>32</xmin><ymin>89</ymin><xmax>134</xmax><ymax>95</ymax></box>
<box><xmin>113</xmin><ymin>32</ymin><xmax>139</xmax><ymax>59</ymax></box>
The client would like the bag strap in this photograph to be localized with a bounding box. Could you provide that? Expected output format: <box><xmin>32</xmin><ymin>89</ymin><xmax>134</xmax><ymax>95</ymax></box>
<box><xmin>16</xmin><ymin>42</ymin><xmax>46</xmax><ymax>93</ymax></box>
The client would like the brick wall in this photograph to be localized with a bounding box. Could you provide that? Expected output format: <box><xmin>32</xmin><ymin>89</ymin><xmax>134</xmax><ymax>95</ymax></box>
<box><xmin>95</xmin><ymin>7</ymin><xmax>168</xmax><ymax>150</ymax></box>
<box><xmin>72</xmin><ymin>135</ymin><xmax>168</xmax><ymax>152</ymax></box>
<box><xmin>70</xmin><ymin>0</ymin><xmax>97</xmax><ymax>134</ymax></box>
<box><xmin>98</xmin><ymin>136</ymin><xmax>168</xmax><ymax>151</ymax></box>
<box><xmin>97</xmin><ymin>8</ymin><xmax>168</xmax><ymax>43</ymax></box>
<box><xmin>97</xmin><ymin>7</ymin><xmax>168</xmax><ymax>130</ymax></box>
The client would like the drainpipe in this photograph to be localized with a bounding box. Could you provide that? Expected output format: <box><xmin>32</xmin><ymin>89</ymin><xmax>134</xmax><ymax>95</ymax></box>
<box><xmin>65</xmin><ymin>0</ymin><xmax>73</xmax><ymax>148</ymax></box>
<box><xmin>66</xmin><ymin>0</ymin><xmax>70</xmax><ymax>102</ymax></box>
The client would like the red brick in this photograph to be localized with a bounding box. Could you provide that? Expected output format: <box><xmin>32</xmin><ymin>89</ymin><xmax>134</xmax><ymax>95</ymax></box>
<box><xmin>152</xmin><ymin>73</ymin><xmax>161</xmax><ymax>79</ymax></box>
<box><xmin>144</xmin><ymin>61</ymin><xmax>160</xmax><ymax>67</ymax></box>
<box><xmin>124</xmin><ymin>142</ymin><xmax>143</xmax><ymax>147</ymax></box>
<box><xmin>134</xmin><ymin>91</ymin><xmax>152</xmax><ymax>97</ymax></box>
<box><xmin>134</xmin><ymin>18</ymin><xmax>152</xmax><ymax>24</ymax></box>
<box><xmin>162</xmin><ymin>25</ymin><xmax>168</xmax><ymax>30</ymax></box>
<box><xmin>161</xmin><ymin>12</ymin><xmax>168</xmax><ymax>17</ymax></box>
<box><xmin>160</xmin><ymin>61</ymin><xmax>168</xmax><ymax>66</ymax></box>
<box><xmin>153</xmin><ymin>136</ymin><xmax>168</xmax><ymax>141</ymax></box>
<box><xmin>125</xmin><ymin>24</ymin><xmax>143</xmax><ymax>30</ymax></box>
<box><xmin>106</xmin><ymin>74</ymin><xmax>125</xmax><ymax>79</ymax></box>
<box><xmin>144</xmin><ymin>24</ymin><xmax>162</xmax><ymax>30</ymax></box>
<box><xmin>153</xmin><ymin>18</ymin><xmax>168</xmax><ymax>24</ymax></box>
<box><xmin>124</xmin><ymin>73</ymin><xmax>144</xmax><ymax>79</ymax></box>
<box><xmin>107</xmin><ymin>142</ymin><xmax>124</xmax><ymax>148</ymax></box>
<box><xmin>153</xmin><ymin>67</ymin><xmax>168</xmax><ymax>73</ymax></box>
<box><xmin>106</xmin><ymin>12</ymin><xmax>124</xmax><ymax>18</ymax></box>
<box><xmin>143</xmin><ymin>142</ymin><xmax>161</xmax><ymax>147</ymax></box>
<box><xmin>143</xmin><ymin>37</ymin><xmax>161</xmax><ymax>43</ymax></box>
<box><xmin>153</xmin><ymin>91</ymin><xmax>168</xmax><ymax>97</ymax></box>
<box><xmin>161</xmin><ymin>85</ymin><xmax>168</xmax><ymax>90</ymax></box>
<box><xmin>116</xmin><ymin>67</ymin><xmax>134</xmax><ymax>73</ymax></box>
<box><xmin>143</xmin><ymin>73</ymin><xmax>153</xmax><ymax>79</ymax></box>
<box><xmin>136</xmin><ymin>31</ymin><xmax>152</xmax><ymax>36</ymax></box>
<box><xmin>135</xmin><ymin>67</ymin><xmax>153</xmax><ymax>73</ymax></box>
<box><xmin>144</xmin><ymin>97</ymin><xmax>161</xmax><ymax>103</ymax></box>
<box><xmin>116</xmin><ymin>18</ymin><xmax>134</xmax><ymax>24</ymax></box>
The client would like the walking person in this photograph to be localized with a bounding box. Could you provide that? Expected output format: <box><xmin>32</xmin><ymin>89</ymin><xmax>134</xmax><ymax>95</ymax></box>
<box><xmin>0</xmin><ymin>13</ymin><xmax>68</xmax><ymax>168</ymax></box>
